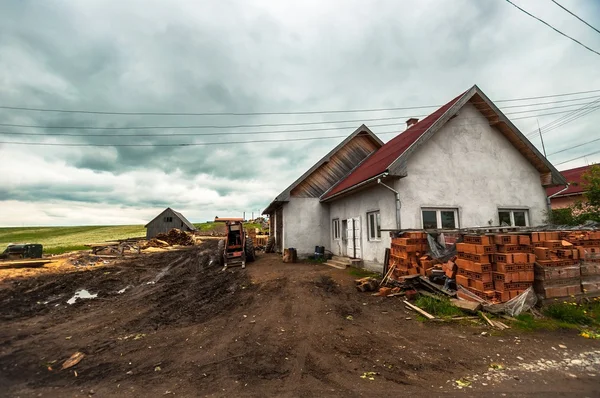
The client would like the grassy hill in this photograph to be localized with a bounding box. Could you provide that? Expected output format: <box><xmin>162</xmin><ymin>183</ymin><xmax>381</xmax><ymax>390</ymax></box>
<box><xmin>0</xmin><ymin>222</ymin><xmax>264</xmax><ymax>255</ymax></box>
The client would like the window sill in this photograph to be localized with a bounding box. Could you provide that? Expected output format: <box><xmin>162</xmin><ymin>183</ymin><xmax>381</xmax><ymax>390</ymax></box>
<box><xmin>368</xmin><ymin>238</ymin><xmax>382</xmax><ymax>242</ymax></box>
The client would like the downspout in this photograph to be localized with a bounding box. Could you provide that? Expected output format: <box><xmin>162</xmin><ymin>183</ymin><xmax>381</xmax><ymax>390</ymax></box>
<box><xmin>377</xmin><ymin>175</ymin><xmax>401</xmax><ymax>231</ymax></box>
<box><xmin>546</xmin><ymin>183</ymin><xmax>570</xmax><ymax>213</ymax></box>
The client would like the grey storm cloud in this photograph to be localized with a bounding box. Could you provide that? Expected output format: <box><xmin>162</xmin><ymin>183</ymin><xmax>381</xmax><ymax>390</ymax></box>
<box><xmin>0</xmin><ymin>0</ymin><xmax>599</xmax><ymax>226</ymax></box>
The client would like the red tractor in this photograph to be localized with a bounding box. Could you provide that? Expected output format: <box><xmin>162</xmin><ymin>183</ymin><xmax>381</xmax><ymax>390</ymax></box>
<box><xmin>215</xmin><ymin>217</ymin><xmax>255</xmax><ymax>270</ymax></box>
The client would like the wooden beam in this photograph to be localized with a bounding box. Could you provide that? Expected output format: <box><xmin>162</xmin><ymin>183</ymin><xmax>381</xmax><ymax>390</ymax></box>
<box><xmin>404</xmin><ymin>300</ymin><xmax>435</xmax><ymax>319</ymax></box>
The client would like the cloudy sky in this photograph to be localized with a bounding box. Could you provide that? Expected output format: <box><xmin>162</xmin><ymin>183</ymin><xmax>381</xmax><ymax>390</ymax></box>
<box><xmin>1</xmin><ymin>0</ymin><xmax>599</xmax><ymax>226</ymax></box>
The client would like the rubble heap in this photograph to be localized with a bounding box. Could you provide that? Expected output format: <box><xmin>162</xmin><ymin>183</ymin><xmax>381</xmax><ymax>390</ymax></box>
<box><xmin>154</xmin><ymin>228</ymin><xmax>195</xmax><ymax>246</ymax></box>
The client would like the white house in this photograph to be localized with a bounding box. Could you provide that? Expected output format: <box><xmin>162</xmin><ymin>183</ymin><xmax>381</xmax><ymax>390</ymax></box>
<box><xmin>263</xmin><ymin>85</ymin><xmax>567</xmax><ymax>271</ymax></box>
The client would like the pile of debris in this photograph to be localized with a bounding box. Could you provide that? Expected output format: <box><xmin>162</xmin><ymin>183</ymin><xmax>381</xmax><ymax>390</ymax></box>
<box><xmin>69</xmin><ymin>254</ymin><xmax>109</xmax><ymax>267</ymax></box>
<box><xmin>154</xmin><ymin>229</ymin><xmax>195</xmax><ymax>246</ymax></box>
<box><xmin>382</xmin><ymin>229</ymin><xmax>600</xmax><ymax>305</ymax></box>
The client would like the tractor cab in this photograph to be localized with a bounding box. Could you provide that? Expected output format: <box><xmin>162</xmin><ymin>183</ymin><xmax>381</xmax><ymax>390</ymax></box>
<box><xmin>214</xmin><ymin>217</ymin><xmax>255</xmax><ymax>270</ymax></box>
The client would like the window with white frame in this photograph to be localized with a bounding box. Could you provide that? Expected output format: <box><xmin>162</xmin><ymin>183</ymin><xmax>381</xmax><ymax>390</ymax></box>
<box><xmin>332</xmin><ymin>218</ymin><xmax>340</xmax><ymax>240</ymax></box>
<box><xmin>498</xmin><ymin>209</ymin><xmax>529</xmax><ymax>227</ymax></box>
<box><xmin>367</xmin><ymin>211</ymin><xmax>381</xmax><ymax>240</ymax></box>
<box><xmin>421</xmin><ymin>208</ymin><xmax>458</xmax><ymax>229</ymax></box>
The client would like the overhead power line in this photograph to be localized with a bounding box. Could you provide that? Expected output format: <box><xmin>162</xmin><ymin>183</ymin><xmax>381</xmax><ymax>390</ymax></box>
<box><xmin>526</xmin><ymin>98</ymin><xmax>600</xmax><ymax>137</ymax></box>
<box><xmin>547</xmin><ymin>136</ymin><xmax>600</xmax><ymax>156</ymax></box>
<box><xmin>2</xmin><ymin>98</ymin><xmax>598</xmax><ymax>135</ymax></box>
<box><xmin>2</xmin><ymin>88</ymin><xmax>600</xmax><ymax>116</ymax></box>
<box><xmin>503</xmin><ymin>0</ymin><xmax>600</xmax><ymax>56</ymax></box>
<box><xmin>555</xmin><ymin>149</ymin><xmax>600</xmax><ymax>166</ymax></box>
<box><xmin>551</xmin><ymin>0</ymin><xmax>600</xmax><ymax>35</ymax></box>
<box><xmin>0</xmin><ymin>130</ymin><xmax>402</xmax><ymax>147</ymax></box>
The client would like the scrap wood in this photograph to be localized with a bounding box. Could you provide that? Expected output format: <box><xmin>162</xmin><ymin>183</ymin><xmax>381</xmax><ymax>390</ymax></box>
<box><xmin>403</xmin><ymin>300</ymin><xmax>435</xmax><ymax>319</ymax></box>
<box><xmin>386</xmin><ymin>292</ymin><xmax>406</xmax><ymax>297</ymax></box>
<box><xmin>61</xmin><ymin>351</ymin><xmax>85</xmax><ymax>370</ymax></box>
<box><xmin>480</xmin><ymin>311</ymin><xmax>495</xmax><ymax>327</ymax></box>
<box><xmin>418</xmin><ymin>276</ymin><xmax>456</xmax><ymax>297</ymax></box>
<box><xmin>379</xmin><ymin>264</ymin><xmax>396</xmax><ymax>286</ymax></box>
<box><xmin>450</xmin><ymin>298</ymin><xmax>482</xmax><ymax>313</ymax></box>
<box><xmin>479</xmin><ymin>312</ymin><xmax>509</xmax><ymax>330</ymax></box>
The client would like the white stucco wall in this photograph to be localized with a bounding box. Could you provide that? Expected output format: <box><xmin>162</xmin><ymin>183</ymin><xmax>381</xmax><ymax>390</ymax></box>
<box><xmin>396</xmin><ymin>102</ymin><xmax>548</xmax><ymax>229</ymax></box>
<box><xmin>329</xmin><ymin>184</ymin><xmax>396</xmax><ymax>271</ymax></box>
<box><xmin>282</xmin><ymin>198</ymin><xmax>330</xmax><ymax>257</ymax></box>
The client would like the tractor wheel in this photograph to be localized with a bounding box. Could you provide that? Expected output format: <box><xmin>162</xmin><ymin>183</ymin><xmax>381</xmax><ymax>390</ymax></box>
<box><xmin>245</xmin><ymin>237</ymin><xmax>256</xmax><ymax>262</ymax></box>
<box><xmin>265</xmin><ymin>236</ymin><xmax>275</xmax><ymax>253</ymax></box>
<box><xmin>217</xmin><ymin>239</ymin><xmax>225</xmax><ymax>267</ymax></box>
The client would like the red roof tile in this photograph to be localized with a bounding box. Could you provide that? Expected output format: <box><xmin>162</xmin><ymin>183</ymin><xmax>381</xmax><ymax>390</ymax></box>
<box><xmin>546</xmin><ymin>165</ymin><xmax>592</xmax><ymax>197</ymax></box>
<box><xmin>322</xmin><ymin>91</ymin><xmax>466</xmax><ymax>199</ymax></box>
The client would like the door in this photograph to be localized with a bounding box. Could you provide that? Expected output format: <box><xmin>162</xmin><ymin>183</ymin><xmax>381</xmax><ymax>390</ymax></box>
<box><xmin>353</xmin><ymin>217</ymin><xmax>362</xmax><ymax>259</ymax></box>
<box><xmin>341</xmin><ymin>219</ymin><xmax>348</xmax><ymax>256</ymax></box>
<box><xmin>346</xmin><ymin>218</ymin><xmax>354</xmax><ymax>258</ymax></box>
<box><xmin>275</xmin><ymin>208</ymin><xmax>283</xmax><ymax>253</ymax></box>
<box><xmin>346</xmin><ymin>217</ymin><xmax>362</xmax><ymax>259</ymax></box>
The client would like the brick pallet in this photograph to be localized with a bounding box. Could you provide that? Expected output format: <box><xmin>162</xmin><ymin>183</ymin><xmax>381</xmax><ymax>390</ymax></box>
<box><xmin>579</xmin><ymin>244</ymin><xmax>600</xmax><ymax>294</ymax></box>
<box><xmin>456</xmin><ymin>234</ymin><xmax>534</xmax><ymax>303</ymax></box>
<box><xmin>532</xmin><ymin>231</ymin><xmax>583</xmax><ymax>299</ymax></box>
<box><xmin>389</xmin><ymin>232</ymin><xmax>430</xmax><ymax>277</ymax></box>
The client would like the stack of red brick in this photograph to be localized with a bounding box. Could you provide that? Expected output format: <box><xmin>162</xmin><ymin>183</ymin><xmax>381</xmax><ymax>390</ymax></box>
<box><xmin>532</xmin><ymin>232</ymin><xmax>581</xmax><ymax>298</ymax></box>
<box><xmin>389</xmin><ymin>232</ymin><xmax>431</xmax><ymax>277</ymax></box>
<box><xmin>455</xmin><ymin>234</ymin><xmax>535</xmax><ymax>302</ymax></box>
<box><xmin>564</xmin><ymin>231</ymin><xmax>600</xmax><ymax>294</ymax></box>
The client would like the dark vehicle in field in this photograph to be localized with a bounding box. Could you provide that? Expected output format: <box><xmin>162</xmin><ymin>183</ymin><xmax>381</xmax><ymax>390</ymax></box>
<box><xmin>0</xmin><ymin>243</ymin><xmax>43</xmax><ymax>260</ymax></box>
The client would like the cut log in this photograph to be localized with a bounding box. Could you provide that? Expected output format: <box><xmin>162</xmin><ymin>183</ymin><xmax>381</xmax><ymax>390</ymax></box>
<box><xmin>403</xmin><ymin>300</ymin><xmax>435</xmax><ymax>319</ymax></box>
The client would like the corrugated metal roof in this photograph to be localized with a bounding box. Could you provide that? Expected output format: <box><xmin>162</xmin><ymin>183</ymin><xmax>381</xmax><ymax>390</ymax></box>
<box><xmin>547</xmin><ymin>165</ymin><xmax>592</xmax><ymax>197</ymax></box>
<box><xmin>321</xmin><ymin>91</ymin><xmax>465</xmax><ymax>199</ymax></box>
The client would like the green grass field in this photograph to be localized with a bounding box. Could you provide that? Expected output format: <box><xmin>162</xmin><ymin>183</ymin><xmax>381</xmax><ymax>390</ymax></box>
<box><xmin>0</xmin><ymin>222</ymin><xmax>265</xmax><ymax>256</ymax></box>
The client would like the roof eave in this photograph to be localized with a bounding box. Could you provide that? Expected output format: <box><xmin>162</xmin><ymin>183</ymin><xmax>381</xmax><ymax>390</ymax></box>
<box><xmin>320</xmin><ymin>171</ymin><xmax>389</xmax><ymax>202</ymax></box>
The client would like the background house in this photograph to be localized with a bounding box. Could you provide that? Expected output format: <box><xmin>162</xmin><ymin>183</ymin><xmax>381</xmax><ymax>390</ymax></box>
<box><xmin>547</xmin><ymin>165</ymin><xmax>591</xmax><ymax>209</ymax></box>
<box><xmin>264</xmin><ymin>85</ymin><xmax>567</xmax><ymax>270</ymax></box>
<box><xmin>145</xmin><ymin>208</ymin><xmax>197</xmax><ymax>239</ymax></box>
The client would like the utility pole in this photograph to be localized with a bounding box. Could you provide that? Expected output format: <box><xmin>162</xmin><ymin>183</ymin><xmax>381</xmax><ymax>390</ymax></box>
<box><xmin>537</xmin><ymin>119</ymin><xmax>547</xmax><ymax>158</ymax></box>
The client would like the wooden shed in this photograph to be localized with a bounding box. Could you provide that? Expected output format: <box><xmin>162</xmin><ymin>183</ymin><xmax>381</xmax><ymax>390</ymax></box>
<box><xmin>145</xmin><ymin>208</ymin><xmax>197</xmax><ymax>239</ymax></box>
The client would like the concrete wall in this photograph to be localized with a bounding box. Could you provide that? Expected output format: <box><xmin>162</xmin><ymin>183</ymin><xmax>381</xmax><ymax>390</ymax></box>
<box><xmin>395</xmin><ymin>102</ymin><xmax>549</xmax><ymax>228</ymax></box>
<box><xmin>329</xmin><ymin>184</ymin><xmax>396</xmax><ymax>272</ymax></box>
<box><xmin>282</xmin><ymin>197</ymin><xmax>330</xmax><ymax>257</ymax></box>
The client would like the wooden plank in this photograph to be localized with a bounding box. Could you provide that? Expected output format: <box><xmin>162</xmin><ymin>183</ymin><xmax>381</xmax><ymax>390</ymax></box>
<box><xmin>403</xmin><ymin>300</ymin><xmax>435</xmax><ymax>319</ymax></box>
<box><xmin>0</xmin><ymin>259</ymin><xmax>53</xmax><ymax>268</ymax></box>
<box><xmin>480</xmin><ymin>311</ymin><xmax>495</xmax><ymax>327</ymax></box>
<box><xmin>450</xmin><ymin>298</ymin><xmax>482</xmax><ymax>313</ymax></box>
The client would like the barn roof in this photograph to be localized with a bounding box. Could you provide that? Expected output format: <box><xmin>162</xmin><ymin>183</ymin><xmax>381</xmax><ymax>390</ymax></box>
<box><xmin>546</xmin><ymin>165</ymin><xmax>592</xmax><ymax>197</ymax></box>
<box><xmin>321</xmin><ymin>84</ymin><xmax>567</xmax><ymax>201</ymax></box>
<box><xmin>144</xmin><ymin>207</ymin><xmax>197</xmax><ymax>231</ymax></box>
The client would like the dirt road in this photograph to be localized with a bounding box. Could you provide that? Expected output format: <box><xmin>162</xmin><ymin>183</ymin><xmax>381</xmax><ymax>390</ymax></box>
<box><xmin>1</xmin><ymin>242</ymin><xmax>599</xmax><ymax>397</ymax></box>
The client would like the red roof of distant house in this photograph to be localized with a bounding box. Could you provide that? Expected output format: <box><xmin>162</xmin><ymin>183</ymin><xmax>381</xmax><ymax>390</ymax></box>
<box><xmin>321</xmin><ymin>91</ymin><xmax>466</xmax><ymax>199</ymax></box>
<box><xmin>546</xmin><ymin>165</ymin><xmax>592</xmax><ymax>197</ymax></box>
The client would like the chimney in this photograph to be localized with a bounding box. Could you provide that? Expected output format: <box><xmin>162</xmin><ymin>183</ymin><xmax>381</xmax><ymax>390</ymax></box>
<box><xmin>406</xmin><ymin>118</ymin><xmax>419</xmax><ymax>130</ymax></box>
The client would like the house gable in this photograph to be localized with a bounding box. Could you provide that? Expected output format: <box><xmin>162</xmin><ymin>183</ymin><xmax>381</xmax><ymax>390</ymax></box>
<box><xmin>399</xmin><ymin>101</ymin><xmax>551</xmax><ymax>228</ymax></box>
<box><xmin>263</xmin><ymin>125</ymin><xmax>382</xmax><ymax>214</ymax></box>
<box><xmin>321</xmin><ymin>85</ymin><xmax>567</xmax><ymax>201</ymax></box>
<box><xmin>290</xmin><ymin>132</ymin><xmax>381</xmax><ymax>198</ymax></box>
